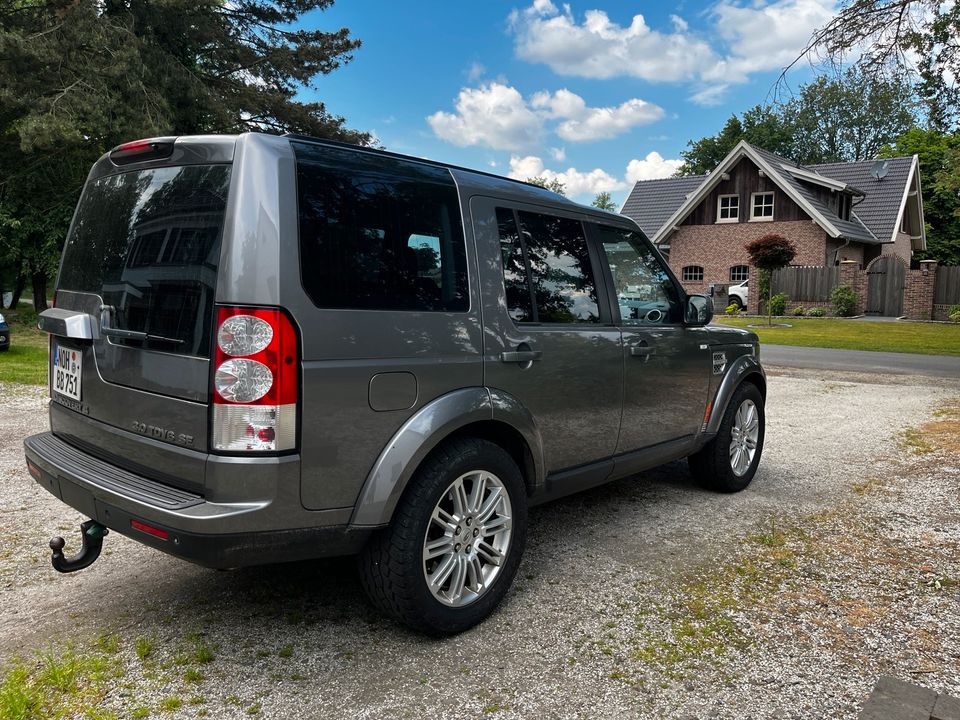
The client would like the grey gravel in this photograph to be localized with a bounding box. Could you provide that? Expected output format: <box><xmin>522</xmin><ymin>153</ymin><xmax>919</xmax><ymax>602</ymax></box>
<box><xmin>1</xmin><ymin>369</ymin><xmax>959</xmax><ymax>719</ymax></box>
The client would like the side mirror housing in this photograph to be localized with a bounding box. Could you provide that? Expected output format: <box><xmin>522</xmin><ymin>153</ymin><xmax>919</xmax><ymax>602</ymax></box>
<box><xmin>685</xmin><ymin>294</ymin><xmax>714</xmax><ymax>326</ymax></box>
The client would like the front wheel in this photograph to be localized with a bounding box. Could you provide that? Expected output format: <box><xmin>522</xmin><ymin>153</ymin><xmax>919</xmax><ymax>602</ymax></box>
<box><xmin>728</xmin><ymin>296</ymin><xmax>744</xmax><ymax>310</ymax></box>
<box><xmin>689</xmin><ymin>382</ymin><xmax>765</xmax><ymax>492</ymax></box>
<box><xmin>358</xmin><ymin>438</ymin><xmax>528</xmax><ymax>635</ymax></box>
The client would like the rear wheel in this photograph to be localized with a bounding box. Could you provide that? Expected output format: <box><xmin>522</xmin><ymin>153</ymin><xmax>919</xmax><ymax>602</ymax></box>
<box><xmin>689</xmin><ymin>382</ymin><xmax>764</xmax><ymax>492</ymax></box>
<box><xmin>358</xmin><ymin>438</ymin><xmax>527</xmax><ymax>635</ymax></box>
<box><xmin>728</xmin><ymin>295</ymin><xmax>744</xmax><ymax>310</ymax></box>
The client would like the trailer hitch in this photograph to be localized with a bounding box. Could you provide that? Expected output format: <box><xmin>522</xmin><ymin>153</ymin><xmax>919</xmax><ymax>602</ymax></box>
<box><xmin>49</xmin><ymin>520</ymin><xmax>109</xmax><ymax>573</ymax></box>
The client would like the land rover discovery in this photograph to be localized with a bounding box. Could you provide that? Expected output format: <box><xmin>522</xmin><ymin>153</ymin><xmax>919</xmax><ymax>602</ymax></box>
<box><xmin>24</xmin><ymin>133</ymin><xmax>765</xmax><ymax>634</ymax></box>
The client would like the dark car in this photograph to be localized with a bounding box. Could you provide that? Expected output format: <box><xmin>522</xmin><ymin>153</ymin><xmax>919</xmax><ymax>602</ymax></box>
<box><xmin>25</xmin><ymin>134</ymin><xmax>766</xmax><ymax>635</ymax></box>
<box><xmin>0</xmin><ymin>312</ymin><xmax>9</xmax><ymax>351</ymax></box>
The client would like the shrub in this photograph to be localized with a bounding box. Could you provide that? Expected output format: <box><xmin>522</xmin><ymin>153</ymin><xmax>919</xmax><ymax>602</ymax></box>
<box><xmin>808</xmin><ymin>307</ymin><xmax>826</xmax><ymax>317</ymax></box>
<box><xmin>949</xmin><ymin>304</ymin><xmax>960</xmax><ymax>322</ymax></box>
<box><xmin>768</xmin><ymin>292</ymin><xmax>788</xmax><ymax>316</ymax></box>
<box><xmin>793</xmin><ymin>306</ymin><xmax>806</xmax><ymax>316</ymax></box>
<box><xmin>831</xmin><ymin>285</ymin><xmax>857</xmax><ymax>317</ymax></box>
<box><xmin>724</xmin><ymin>303</ymin><xmax>741</xmax><ymax>316</ymax></box>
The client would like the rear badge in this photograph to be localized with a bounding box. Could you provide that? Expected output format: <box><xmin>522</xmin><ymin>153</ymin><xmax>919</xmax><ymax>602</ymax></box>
<box><xmin>712</xmin><ymin>352</ymin><xmax>727</xmax><ymax>375</ymax></box>
<box><xmin>131</xmin><ymin>421</ymin><xmax>195</xmax><ymax>447</ymax></box>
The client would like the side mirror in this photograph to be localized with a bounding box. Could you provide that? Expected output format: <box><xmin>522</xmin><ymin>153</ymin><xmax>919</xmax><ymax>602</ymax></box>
<box><xmin>685</xmin><ymin>294</ymin><xmax>714</xmax><ymax>326</ymax></box>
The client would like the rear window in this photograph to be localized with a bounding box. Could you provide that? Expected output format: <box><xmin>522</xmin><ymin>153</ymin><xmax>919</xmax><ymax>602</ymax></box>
<box><xmin>293</xmin><ymin>142</ymin><xmax>469</xmax><ymax>312</ymax></box>
<box><xmin>59</xmin><ymin>164</ymin><xmax>230</xmax><ymax>358</ymax></box>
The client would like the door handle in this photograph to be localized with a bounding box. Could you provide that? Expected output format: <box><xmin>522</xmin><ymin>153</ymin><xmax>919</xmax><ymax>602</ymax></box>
<box><xmin>630</xmin><ymin>342</ymin><xmax>654</xmax><ymax>358</ymax></box>
<box><xmin>500</xmin><ymin>350</ymin><xmax>542</xmax><ymax>363</ymax></box>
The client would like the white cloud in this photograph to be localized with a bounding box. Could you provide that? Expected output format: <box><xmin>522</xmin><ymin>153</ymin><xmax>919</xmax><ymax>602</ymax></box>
<box><xmin>625</xmin><ymin>152</ymin><xmax>683</xmax><ymax>183</ymax></box>
<box><xmin>509</xmin><ymin>155</ymin><xmax>627</xmax><ymax>195</ymax></box>
<box><xmin>427</xmin><ymin>83</ymin><xmax>542</xmax><ymax>150</ymax></box>
<box><xmin>429</xmin><ymin>84</ymin><xmax>663</xmax><ymax>149</ymax></box>
<box><xmin>507</xmin><ymin>151</ymin><xmax>683</xmax><ymax>199</ymax></box>
<box><xmin>509</xmin><ymin>3</ymin><xmax>720</xmax><ymax>82</ymax></box>
<box><xmin>466</xmin><ymin>62</ymin><xmax>486</xmax><ymax>82</ymax></box>
<box><xmin>549</xmin><ymin>146</ymin><xmax>566</xmax><ymax>161</ymax></box>
<box><xmin>509</xmin><ymin>0</ymin><xmax>838</xmax><ymax>102</ymax></box>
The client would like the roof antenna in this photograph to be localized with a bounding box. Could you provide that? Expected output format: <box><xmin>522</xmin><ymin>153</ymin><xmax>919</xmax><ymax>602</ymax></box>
<box><xmin>870</xmin><ymin>159</ymin><xmax>889</xmax><ymax>180</ymax></box>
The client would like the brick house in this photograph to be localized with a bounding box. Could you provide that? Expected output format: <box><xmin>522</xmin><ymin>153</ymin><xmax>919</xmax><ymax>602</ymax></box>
<box><xmin>620</xmin><ymin>140</ymin><xmax>926</xmax><ymax>298</ymax></box>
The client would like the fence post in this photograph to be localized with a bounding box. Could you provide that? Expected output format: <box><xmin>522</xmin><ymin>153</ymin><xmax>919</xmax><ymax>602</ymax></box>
<box><xmin>903</xmin><ymin>260</ymin><xmax>938</xmax><ymax>320</ymax></box>
<box><xmin>838</xmin><ymin>260</ymin><xmax>865</xmax><ymax>315</ymax></box>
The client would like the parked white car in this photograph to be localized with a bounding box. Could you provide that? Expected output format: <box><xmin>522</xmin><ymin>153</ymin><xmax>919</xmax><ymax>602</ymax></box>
<box><xmin>728</xmin><ymin>280</ymin><xmax>749</xmax><ymax>309</ymax></box>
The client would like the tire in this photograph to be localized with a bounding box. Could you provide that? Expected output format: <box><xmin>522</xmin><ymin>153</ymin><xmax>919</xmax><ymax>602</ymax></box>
<box><xmin>728</xmin><ymin>296</ymin><xmax>744</xmax><ymax>310</ymax></box>
<box><xmin>689</xmin><ymin>382</ymin><xmax>764</xmax><ymax>493</ymax></box>
<box><xmin>358</xmin><ymin>437</ymin><xmax>528</xmax><ymax>635</ymax></box>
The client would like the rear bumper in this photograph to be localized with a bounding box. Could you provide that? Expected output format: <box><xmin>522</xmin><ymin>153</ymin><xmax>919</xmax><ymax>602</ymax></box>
<box><xmin>24</xmin><ymin>432</ymin><xmax>371</xmax><ymax>568</ymax></box>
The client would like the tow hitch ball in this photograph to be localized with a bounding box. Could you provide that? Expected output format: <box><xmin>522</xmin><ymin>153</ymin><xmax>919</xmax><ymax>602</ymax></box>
<box><xmin>49</xmin><ymin>520</ymin><xmax>109</xmax><ymax>573</ymax></box>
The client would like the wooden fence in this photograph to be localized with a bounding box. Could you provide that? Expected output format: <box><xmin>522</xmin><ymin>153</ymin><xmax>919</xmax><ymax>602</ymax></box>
<box><xmin>771</xmin><ymin>266</ymin><xmax>839</xmax><ymax>302</ymax></box>
<box><xmin>934</xmin><ymin>266</ymin><xmax>960</xmax><ymax>305</ymax></box>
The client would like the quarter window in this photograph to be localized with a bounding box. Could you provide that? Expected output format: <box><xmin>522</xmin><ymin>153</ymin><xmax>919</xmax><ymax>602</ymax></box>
<box><xmin>293</xmin><ymin>142</ymin><xmax>469</xmax><ymax>312</ymax></box>
<box><xmin>717</xmin><ymin>194</ymin><xmax>739</xmax><ymax>223</ymax></box>
<box><xmin>729</xmin><ymin>265</ymin><xmax>749</xmax><ymax>282</ymax></box>
<box><xmin>682</xmin><ymin>265</ymin><xmax>704</xmax><ymax>282</ymax></box>
<box><xmin>751</xmin><ymin>192</ymin><xmax>775</xmax><ymax>220</ymax></box>
<box><xmin>495</xmin><ymin>208</ymin><xmax>600</xmax><ymax>324</ymax></box>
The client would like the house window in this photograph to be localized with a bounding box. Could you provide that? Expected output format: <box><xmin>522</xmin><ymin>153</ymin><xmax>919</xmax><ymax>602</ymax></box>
<box><xmin>838</xmin><ymin>193</ymin><xmax>851</xmax><ymax>221</ymax></box>
<box><xmin>682</xmin><ymin>265</ymin><xmax>704</xmax><ymax>282</ymax></box>
<box><xmin>751</xmin><ymin>191</ymin><xmax>774</xmax><ymax>221</ymax></box>
<box><xmin>729</xmin><ymin>265</ymin><xmax>749</xmax><ymax>283</ymax></box>
<box><xmin>717</xmin><ymin>194</ymin><xmax>739</xmax><ymax>223</ymax></box>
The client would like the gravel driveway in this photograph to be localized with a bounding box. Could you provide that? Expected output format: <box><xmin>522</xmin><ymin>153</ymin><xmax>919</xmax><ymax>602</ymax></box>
<box><xmin>1</xmin><ymin>368</ymin><xmax>958</xmax><ymax>719</ymax></box>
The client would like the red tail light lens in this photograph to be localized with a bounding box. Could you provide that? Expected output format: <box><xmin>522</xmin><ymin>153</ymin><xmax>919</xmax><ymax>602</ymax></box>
<box><xmin>211</xmin><ymin>307</ymin><xmax>298</xmax><ymax>452</ymax></box>
<box><xmin>109</xmin><ymin>137</ymin><xmax>175</xmax><ymax>165</ymax></box>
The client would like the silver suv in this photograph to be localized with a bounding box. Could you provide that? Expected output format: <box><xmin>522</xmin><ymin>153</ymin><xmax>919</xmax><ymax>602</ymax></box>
<box><xmin>25</xmin><ymin>134</ymin><xmax>765</xmax><ymax>634</ymax></box>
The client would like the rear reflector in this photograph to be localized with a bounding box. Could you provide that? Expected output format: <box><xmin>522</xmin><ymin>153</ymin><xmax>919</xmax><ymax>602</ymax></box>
<box><xmin>26</xmin><ymin>460</ymin><xmax>42</xmax><ymax>481</ymax></box>
<box><xmin>109</xmin><ymin>137</ymin><xmax>175</xmax><ymax>166</ymax></box>
<box><xmin>130</xmin><ymin>519</ymin><xmax>169</xmax><ymax>541</ymax></box>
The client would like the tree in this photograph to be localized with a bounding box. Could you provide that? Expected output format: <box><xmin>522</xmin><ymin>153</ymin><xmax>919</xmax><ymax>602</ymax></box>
<box><xmin>526</xmin><ymin>176</ymin><xmax>566</xmax><ymax>195</ymax></box>
<box><xmin>880</xmin><ymin>128</ymin><xmax>960</xmax><ymax>264</ymax></box>
<box><xmin>678</xmin><ymin>106</ymin><xmax>796</xmax><ymax>175</ymax></box>
<box><xmin>790</xmin><ymin>69</ymin><xmax>916</xmax><ymax>164</ymax></box>
<box><xmin>792</xmin><ymin>0</ymin><xmax>960</xmax><ymax>129</ymax></box>
<box><xmin>0</xmin><ymin>0</ymin><xmax>368</xmax><ymax>310</ymax></box>
<box><xmin>591</xmin><ymin>192</ymin><xmax>617</xmax><ymax>211</ymax></box>
<box><xmin>677</xmin><ymin>72</ymin><xmax>916</xmax><ymax>175</ymax></box>
<box><xmin>745</xmin><ymin>234</ymin><xmax>797</xmax><ymax>325</ymax></box>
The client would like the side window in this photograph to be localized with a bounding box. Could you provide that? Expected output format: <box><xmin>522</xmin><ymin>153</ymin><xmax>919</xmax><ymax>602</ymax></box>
<box><xmin>495</xmin><ymin>208</ymin><xmax>534</xmax><ymax>322</ymax></box>
<box><xmin>729</xmin><ymin>264</ymin><xmax>749</xmax><ymax>282</ymax></box>
<box><xmin>494</xmin><ymin>208</ymin><xmax>600</xmax><ymax>324</ymax></box>
<box><xmin>293</xmin><ymin>142</ymin><xmax>469</xmax><ymax>312</ymax></box>
<box><xmin>517</xmin><ymin>211</ymin><xmax>600</xmax><ymax>323</ymax></box>
<box><xmin>596</xmin><ymin>226</ymin><xmax>681</xmax><ymax>325</ymax></box>
<box><xmin>682</xmin><ymin>265</ymin><xmax>704</xmax><ymax>282</ymax></box>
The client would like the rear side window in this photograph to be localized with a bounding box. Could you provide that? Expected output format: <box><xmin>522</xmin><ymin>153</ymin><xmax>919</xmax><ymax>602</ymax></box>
<box><xmin>59</xmin><ymin>164</ymin><xmax>230</xmax><ymax>358</ymax></box>
<box><xmin>496</xmin><ymin>208</ymin><xmax>600</xmax><ymax>324</ymax></box>
<box><xmin>293</xmin><ymin>143</ymin><xmax>469</xmax><ymax>312</ymax></box>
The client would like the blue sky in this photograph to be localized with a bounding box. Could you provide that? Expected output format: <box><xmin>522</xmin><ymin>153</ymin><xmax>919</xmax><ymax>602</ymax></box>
<box><xmin>301</xmin><ymin>0</ymin><xmax>838</xmax><ymax>206</ymax></box>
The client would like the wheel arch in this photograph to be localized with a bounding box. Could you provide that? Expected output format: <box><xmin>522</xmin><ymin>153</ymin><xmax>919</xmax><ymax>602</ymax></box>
<box><xmin>349</xmin><ymin>387</ymin><xmax>545</xmax><ymax>528</ymax></box>
<box><xmin>705</xmin><ymin>355</ymin><xmax>766</xmax><ymax>435</ymax></box>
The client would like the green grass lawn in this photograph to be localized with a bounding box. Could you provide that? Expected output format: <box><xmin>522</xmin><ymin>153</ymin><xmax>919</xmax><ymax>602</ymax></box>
<box><xmin>0</xmin><ymin>307</ymin><xmax>48</xmax><ymax>386</ymax></box>
<box><xmin>717</xmin><ymin>316</ymin><xmax>960</xmax><ymax>356</ymax></box>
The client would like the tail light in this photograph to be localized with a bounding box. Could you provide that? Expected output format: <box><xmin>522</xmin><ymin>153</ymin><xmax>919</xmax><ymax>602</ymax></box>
<box><xmin>109</xmin><ymin>137</ymin><xmax>175</xmax><ymax>166</ymax></box>
<box><xmin>211</xmin><ymin>307</ymin><xmax>298</xmax><ymax>452</ymax></box>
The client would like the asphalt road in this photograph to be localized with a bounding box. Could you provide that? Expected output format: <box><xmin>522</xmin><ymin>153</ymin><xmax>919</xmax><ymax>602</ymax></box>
<box><xmin>760</xmin><ymin>344</ymin><xmax>960</xmax><ymax>378</ymax></box>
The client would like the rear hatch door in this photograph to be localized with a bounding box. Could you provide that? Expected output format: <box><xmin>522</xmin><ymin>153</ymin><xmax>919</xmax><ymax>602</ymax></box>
<box><xmin>47</xmin><ymin>142</ymin><xmax>234</xmax><ymax>489</ymax></box>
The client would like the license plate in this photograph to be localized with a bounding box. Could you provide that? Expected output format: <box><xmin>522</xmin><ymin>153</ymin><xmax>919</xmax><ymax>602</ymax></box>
<box><xmin>52</xmin><ymin>343</ymin><xmax>82</xmax><ymax>401</ymax></box>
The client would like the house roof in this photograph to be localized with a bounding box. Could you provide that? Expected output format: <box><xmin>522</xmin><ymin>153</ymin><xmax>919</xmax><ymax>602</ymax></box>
<box><xmin>621</xmin><ymin>141</ymin><xmax>923</xmax><ymax>250</ymax></box>
<box><xmin>620</xmin><ymin>174</ymin><xmax>705</xmax><ymax>239</ymax></box>
<box><xmin>808</xmin><ymin>156</ymin><xmax>917</xmax><ymax>247</ymax></box>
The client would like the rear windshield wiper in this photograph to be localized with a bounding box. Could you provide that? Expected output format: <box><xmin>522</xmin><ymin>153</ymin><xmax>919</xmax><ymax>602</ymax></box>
<box><xmin>99</xmin><ymin>305</ymin><xmax>185</xmax><ymax>346</ymax></box>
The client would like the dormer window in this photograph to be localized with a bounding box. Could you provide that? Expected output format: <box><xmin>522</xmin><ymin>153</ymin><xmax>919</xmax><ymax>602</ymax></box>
<box><xmin>838</xmin><ymin>193</ymin><xmax>851</xmax><ymax>221</ymax></box>
<box><xmin>717</xmin><ymin>194</ymin><xmax>739</xmax><ymax>223</ymax></box>
<box><xmin>751</xmin><ymin>192</ymin><xmax>774</xmax><ymax>221</ymax></box>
